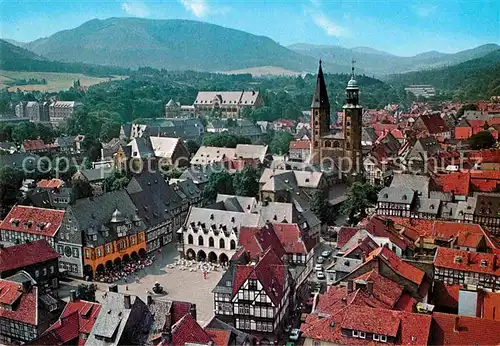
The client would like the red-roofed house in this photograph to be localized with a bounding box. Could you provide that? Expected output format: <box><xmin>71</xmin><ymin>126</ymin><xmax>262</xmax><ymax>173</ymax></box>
<box><xmin>21</xmin><ymin>139</ymin><xmax>59</xmax><ymax>154</ymax></box>
<box><xmin>31</xmin><ymin>294</ymin><xmax>101</xmax><ymax>346</ymax></box>
<box><xmin>0</xmin><ymin>279</ymin><xmax>64</xmax><ymax>344</ymax></box>
<box><xmin>430</xmin><ymin>312</ymin><xmax>500</xmax><ymax>345</ymax></box>
<box><xmin>37</xmin><ymin>179</ymin><xmax>65</xmax><ymax>189</ymax></box>
<box><xmin>476</xmin><ymin>289</ymin><xmax>500</xmax><ymax>320</ymax></box>
<box><xmin>337</xmin><ymin>247</ymin><xmax>429</xmax><ymax>300</ymax></box>
<box><xmin>413</xmin><ymin>113</ymin><xmax>451</xmax><ymax>139</ymax></box>
<box><xmin>431</xmin><ymin>282</ymin><xmax>459</xmax><ymax>313</ymax></box>
<box><xmin>434</xmin><ymin>172</ymin><xmax>470</xmax><ymax>199</ymax></box>
<box><xmin>0</xmin><ymin>206</ymin><xmax>65</xmax><ymax>248</ymax></box>
<box><xmin>289</xmin><ymin>140</ymin><xmax>311</xmax><ymax>162</ymax></box>
<box><xmin>434</xmin><ymin>247</ymin><xmax>500</xmax><ymax>290</ymax></box>
<box><xmin>170</xmin><ymin>314</ymin><xmax>213</xmax><ymax>346</ymax></box>
<box><xmin>301</xmin><ymin>304</ymin><xmax>431</xmax><ymax>346</ymax></box>
<box><xmin>0</xmin><ymin>240</ymin><xmax>60</xmax><ymax>287</ymax></box>
<box><xmin>213</xmin><ymin>248</ymin><xmax>291</xmax><ymax>343</ymax></box>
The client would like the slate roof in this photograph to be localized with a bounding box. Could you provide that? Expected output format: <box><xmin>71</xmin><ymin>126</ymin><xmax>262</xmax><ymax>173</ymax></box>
<box><xmin>149</xmin><ymin>137</ymin><xmax>181</xmax><ymax>159</ymax></box>
<box><xmin>0</xmin><ymin>240</ymin><xmax>59</xmax><ymax>272</ymax></box>
<box><xmin>415</xmin><ymin>197</ymin><xmax>441</xmax><ymax>215</ymax></box>
<box><xmin>0</xmin><ymin>152</ymin><xmax>41</xmax><ymax>170</ymax></box>
<box><xmin>378</xmin><ymin>186</ymin><xmax>416</xmax><ymax>204</ymax></box>
<box><xmin>79</xmin><ymin>167</ymin><xmax>113</xmax><ymax>182</ymax></box>
<box><xmin>87</xmin><ymin>292</ymin><xmax>151</xmax><ymax>346</ymax></box>
<box><xmin>70</xmin><ymin>190</ymin><xmax>146</xmax><ymax>247</ymax></box>
<box><xmin>419</xmin><ymin>113</ymin><xmax>449</xmax><ymax>134</ymax></box>
<box><xmin>171</xmin><ymin>179</ymin><xmax>201</xmax><ymax>202</ymax></box>
<box><xmin>179</xmin><ymin>163</ymin><xmax>226</xmax><ymax>185</ymax></box>
<box><xmin>390</xmin><ymin>173</ymin><xmax>430</xmax><ymax>197</ymax></box>
<box><xmin>0</xmin><ymin>206</ymin><xmax>65</xmax><ymax>238</ymax></box>
<box><xmin>311</xmin><ymin>61</ymin><xmax>330</xmax><ymax>108</ymax></box>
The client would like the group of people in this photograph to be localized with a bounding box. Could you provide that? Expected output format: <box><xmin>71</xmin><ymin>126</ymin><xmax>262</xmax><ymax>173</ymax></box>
<box><xmin>94</xmin><ymin>257</ymin><xmax>154</xmax><ymax>283</ymax></box>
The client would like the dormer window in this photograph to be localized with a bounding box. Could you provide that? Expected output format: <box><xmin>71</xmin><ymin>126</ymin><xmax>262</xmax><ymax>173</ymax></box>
<box><xmin>402</xmin><ymin>195</ymin><xmax>407</xmax><ymax>200</ymax></box>
<box><xmin>383</xmin><ymin>193</ymin><xmax>388</xmax><ymax>199</ymax></box>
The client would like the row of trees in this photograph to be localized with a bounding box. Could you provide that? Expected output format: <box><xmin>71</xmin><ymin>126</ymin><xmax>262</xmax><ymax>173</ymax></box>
<box><xmin>203</xmin><ymin>166</ymin><xmax>260</xmax><ymax>202</ymax></box>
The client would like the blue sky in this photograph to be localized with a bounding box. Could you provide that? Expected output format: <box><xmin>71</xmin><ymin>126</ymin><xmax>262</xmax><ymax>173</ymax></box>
<box><xmin>1</xmin><ymin>0</ymin><xmax>499</xmax><ymax>56</ymax></box>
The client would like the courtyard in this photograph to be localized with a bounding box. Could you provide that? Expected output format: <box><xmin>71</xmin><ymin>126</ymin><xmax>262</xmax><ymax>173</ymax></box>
<box><xmin>62</xmin><ymin>242</ymin><xmax>223</xmax><ymax>326</ymax></box>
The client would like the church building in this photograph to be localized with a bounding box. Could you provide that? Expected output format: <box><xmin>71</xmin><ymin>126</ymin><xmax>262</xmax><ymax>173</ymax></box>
<box><xmin>309</xmin><ymin>61</ymin><xmax>363</xmax><ymax>174</ymax></box>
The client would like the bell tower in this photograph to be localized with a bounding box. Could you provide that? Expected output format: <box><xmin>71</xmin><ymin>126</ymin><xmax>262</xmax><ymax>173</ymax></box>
<box><xmin>343</xmin><ymin>60</ymin><xmax>362</xmax><ymax>173</ymax></box>
<box><xmin>310</xmin><ymin>60</ymin><xmax>330</xmax><ymax>164</ymax></box>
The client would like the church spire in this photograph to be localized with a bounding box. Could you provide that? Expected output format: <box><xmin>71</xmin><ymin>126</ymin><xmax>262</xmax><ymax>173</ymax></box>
<box><xmin>311</xmin><ymin>60</ymin><xmax>330</xmax><ymax>109</ymax></box>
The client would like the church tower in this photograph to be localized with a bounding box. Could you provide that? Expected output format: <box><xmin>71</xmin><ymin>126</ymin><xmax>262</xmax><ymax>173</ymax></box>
<box><xmin>342</xmin><ymin>64</ymin><xmax>363</xmax><ymax>173</ymax></box>
<box><xmin>310</xmin><ymin>60</ymin><xmax>330</xmax><ymax>164</ymax></box>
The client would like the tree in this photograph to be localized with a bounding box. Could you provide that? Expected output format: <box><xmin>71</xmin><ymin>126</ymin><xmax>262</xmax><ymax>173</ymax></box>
<box><xmin>310</xmin><ymin>190</ymin><xmax>337</xmax><ymax>225</ymax></box>
<box><xmin>469</xmin><ymin>131</ymin><xmax>496</xmax><ymax>150</ymax></box>
<box><xmin>99</xmin><ymin>120</ymin><xmax>121</xmax><ymax>142</ymax></box>
<box><xmin>104</xmin><ymin>170</ymin><xmax>130</xmax><ymax>192</ymax></box>
<box><xmin>185</xmin><ymin>140</ymin><xmax>200</xmax><ymax>155</ymax></box>
<box><xmin>340</xmin><ymin>182</ymin><xmax>381</xmax><ymax>225</ymax></box>
<box><xmin>0</xmin><ymin>166</ymin><xmax>24</xmax><ymax>217</ymax></box>
<box><xmin>203</xmin><ymin>170</ymin><xmax>234</xmax><ymax>202</ymax></box>
<box><xmin>269</xmin><ymin>131</ymin><xmax>294</xmax><ymax>154</ymax></box>
<box><xmin>233</xmin><ymin>166</ymin><xmax>260</xmax><ymax>197</ymax></box>
<box><xmin>456</xmin><ymin>103</ymin><xmax>478</xmax><ymax>118</ymax></box>
<box><xmin>202</xmin><ymin>133</ymin><xmax>251</xmax><ymax>148</ymax></box>
<box><xmin>77</xmin><ymin>283</ymin><xmax>97</xmax><ymax>301</ymax></box>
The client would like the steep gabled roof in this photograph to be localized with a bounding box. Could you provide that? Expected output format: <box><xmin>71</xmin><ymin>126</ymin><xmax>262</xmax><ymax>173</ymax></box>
<box><xmin>311</xmin><ymin>61</ymin><xmax>330</xmax><ymax>108</ymax></box>
<box><xmin>0</xmin><ymin>240</ymin><xmax>59</xmax><ymax>272</ymax></box>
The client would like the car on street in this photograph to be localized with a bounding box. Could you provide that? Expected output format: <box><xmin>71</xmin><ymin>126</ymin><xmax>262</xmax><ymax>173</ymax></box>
<box><xmin>316</xmin><ymin>271</ymin><xmax>326</xmax><ymax>280</ymax></box>
<box><xmin>314</xmin><ymin>264</ymin><xmax>323</xmax><ymax>272</ymax></box>
<box><xmin>321</xmin><ymin>250</ymin><xmax>332</xmax><ymax>258</ymax></box>
<box><xmin>316</xmin><ymin>256</ymin><xmax>325</xmax><ymax>264</ymax></box>
<box><xmin>289</xmin><ymin>328</ymin><xmax>301</xmax><ymax>341</ymax></box>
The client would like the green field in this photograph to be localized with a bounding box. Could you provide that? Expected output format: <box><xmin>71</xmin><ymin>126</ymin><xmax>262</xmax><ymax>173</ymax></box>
<box><xmin>0</xmin><ymin>70</ymin><xmax>126</xmax><ymax>92</ymax></box>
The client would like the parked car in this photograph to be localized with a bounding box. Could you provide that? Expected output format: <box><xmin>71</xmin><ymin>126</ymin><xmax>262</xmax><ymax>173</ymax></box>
<box><xmin>314</xmin><ymin>264</ymin><xmax>323</xmax><ymax>272</ymax></box>
<box><xmin>316</xmin><ymin>256</ymin><xmax>325</xmax><ymax>264</ymax></box>
<box><xmin>289</xmin><ymin>329</ymin><xmax>301</xmax><ymax>341</ymax></box>
<box><xmin>316</xmin><ymin>271</ymin><xmax>326</xmax><ymax>280</ymax></box>
<box><xmin>321</xmin><ymin>250</ymin><xmax>332</xmax><ymax>258</ymax></box>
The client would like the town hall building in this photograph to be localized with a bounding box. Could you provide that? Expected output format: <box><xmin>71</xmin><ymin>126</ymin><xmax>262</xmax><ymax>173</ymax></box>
<box><xmin>309</xmin><ymin>61</ymin><xmax>363</xmax><ymax>174</ymax></box>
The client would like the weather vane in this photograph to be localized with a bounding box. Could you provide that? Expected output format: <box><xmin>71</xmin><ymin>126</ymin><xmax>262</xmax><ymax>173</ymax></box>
<box><xmin>351</xmin><ymin>58</ymin><xmax>356</xmax><ymax>77</ymax></box>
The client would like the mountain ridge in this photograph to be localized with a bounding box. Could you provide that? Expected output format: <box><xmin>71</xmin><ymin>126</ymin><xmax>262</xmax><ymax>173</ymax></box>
<box><xmin>25</xmin><ymin>17</ymin><xmax>353</xmax><ymax>74</ymax></box>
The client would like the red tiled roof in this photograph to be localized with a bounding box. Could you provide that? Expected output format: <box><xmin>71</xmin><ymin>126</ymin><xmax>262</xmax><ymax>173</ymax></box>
<box><xmin>384</xmin><ymin>217</ymin><xmax>497</xmax><ymax>250</ymax></box>
<box><xmin>272</xmin><ymin>223</ymin><xmax>315</xmax><ymax>255</ymax></box>
<box><xmin>419</xmin><ymin>113</ymin><xmax>449</xmax><ymax>134</ymax></box>
<box><xmin>434</xmin><ymin>247</ymin><xmax>500</xmax><ymax>277</ymax></box>
<box><xmin>238</xmin><ymin>224</ymin><xmax>286</xmax><ymax>260</ymax></box>
<box><xmin>434</xmin><ymin>172</ymin><xmax>470</xmax><ymax>196</ymax></box>
<box><xmin>0</xmin><ymin>240</ymin><xmax>59</xmax><ymax>272</ymax></box>
<box><xmin>363</xmin><ymin>216</ymin><xmax>415</xmax><ymax>250</ymax></box>
<box><xmin>431</xmin><ymin>281</ymin><xmax>459</xmax><ymax>310</ymax></box>
<box><xmin>343</xmin><ymin>236</ymin><xmax>378</xmax><ymax>258</ymax></box>
<box><xmin>23</xmin><ymin>139</ymin><xmax>47</xmax><ymax>151</ymax></box>
<box><xmin>431</xmin><ymin>312</ymin><xmax>500</xmax><ymax>345</ymax></box>
<box><xmin>467</xmin><ymin>119</ymin><xmax>486</xmax><ymax>128</ymax></box>
<box><xmin>0</xmin><ymin>205</ymin><xmax>65</xmax><ymax>237</ymax></box>
<box><xmin>205</xmin><ymin>328</ymin><xmax>231</xmax><ymax>346</ymax></box>
<box><xmin>337</xmin><ymin>227</ymin><xmax>358</xmax><ymax>248</ymax></box>
<box><xmin>0</xmin><ymin>279</ymin><xmax>37</xmax><ymax>325</ymax></box>
<box><xmin>301</xmin><ymin>305</ymin><xmax>431</xmax><ymax>345</ymax></box>
<box><xmin>289</xmin><ymin>140</ymin><xmax>311</xmax><ymax>150</ymax></box>
<box><xmin>170</xmin><ymin>313</ymin><xmax>212</xmax><ymax>346</ymax></box>
<box><xmin>468</xmin><ymin>149</ymin><xmax>500</xmax><ymax>163</ymax></box>
<box><xmin>477</xmin><ymin>290</ymin><xmax>500</xmax><ymax>320</ymax></box>
<box><xmin>367</xmin><ymin>247</ymin><xmax>425</xmax><ymax>285</ymax></box>
<box><xmin>232</xmin><ymin>248</ymin><xmax>286</xmax><ymax>306</ymax></box>
<box><xmin>487</xmin><ymin>117</ymin><xmax>500</xmax><ymax>126</ymax></box>
<box><xmin>171</xmin><ymin>301</ymin><xmax>193</xmax><ymax>325</ymax></box>
<box><xmin>37</xmin><ymin>178</ymin><xmax>64</xmax><ymax>189</ymax></box>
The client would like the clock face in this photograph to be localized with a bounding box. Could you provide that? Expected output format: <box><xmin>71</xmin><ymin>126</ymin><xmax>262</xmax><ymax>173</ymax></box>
<box><xmin>65</xmin><ymin>246</ymin><xmax>72</xmax><ymax>257</ymax></box>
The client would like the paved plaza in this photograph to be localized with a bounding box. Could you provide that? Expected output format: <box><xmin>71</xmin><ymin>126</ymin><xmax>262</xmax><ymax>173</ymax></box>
<box><xmin>62</xmin><ymin>243</ymin><xmax>223</xmax><ymax>326</ymax></box>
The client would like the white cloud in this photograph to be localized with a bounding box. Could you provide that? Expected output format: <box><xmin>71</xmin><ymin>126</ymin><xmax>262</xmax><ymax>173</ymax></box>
<box><xmin>180</xmin><ymin>0</ymin><xmax>209</xmax><ymax>18</ymax></box>
<box><xmin>179</xmin><ymin>0</ymin><xmax>229</xmax><ymax>18</ymax></box>
<box><xmin>411</xmin><ymin>4</ymin><xmax>438</xmax><ymax>17</ymax></box>
<box><xmin>121</xmin><ymin>2</ymin><xmax>150</xmax><ymax>17</ymax></box>
<box><xmin>311</xmin><ymin>13</ymin><xmax>347</xmax><ymax>37</ymax></box>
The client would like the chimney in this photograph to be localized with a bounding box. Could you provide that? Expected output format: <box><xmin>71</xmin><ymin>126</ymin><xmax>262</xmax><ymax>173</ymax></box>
<box><xmin>347</xmin><ymin>280</ymin><xmax>354</xmax><ymax>293</ymax></box>
<box><xmin>109</xmin><ymin>284</ymin><xmax>118</xmax><ymax>293</ymax></box>
<box><xmin>189</xmin><ymin>303</ymin><xmax>197</xmax><ymax>320</ymax></box>
<box><xmin>70</xmin><ymin>290</ymin><xmax>77</xmax><ymax>302</ymax></box>
<box><xmin>124</xmin><ymin>294</ymin><xmax>131</xmax><ymax>309</ymax></box>
<box><xmin>147</xmin><ymin>294</ymin><xmax>153</xmax><ymax>305</ymax></box>
<box><xmin>367</xmin><ymin>280</ymin><xmax>373</xmax><ymax>294</ymax></box>
<box><xmin>165</xmin><ymin>312</ymin><xmax>172</xmax><ymax>331</ymax></box>
<box><xmin>454</xmin><ymin>316</ymin><xmax>460</xmax><ymax>332</ymax></box>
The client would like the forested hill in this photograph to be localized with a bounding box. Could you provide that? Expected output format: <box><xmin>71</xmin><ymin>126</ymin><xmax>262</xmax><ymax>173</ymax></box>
<box><xmin>24</xmin><ymin>17</ymin><xmax>351</xmax><ymax>73</ymax></box>
<box><xmin>388</xmin><ymin>49</ymin><xmax>500</xmax><ymax>99</ymax></box>
<box><xmin>0</xmin><ymin>39</ymin><xmax>129</xmax><ymax>76</ymax></box>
